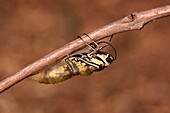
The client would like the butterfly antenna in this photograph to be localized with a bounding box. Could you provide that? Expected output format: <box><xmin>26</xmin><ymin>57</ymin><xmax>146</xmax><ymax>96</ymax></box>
<box><xmin>98</xmin><ymin>41</ymin><xmax>117</xmax><ymax>60</ymax></box>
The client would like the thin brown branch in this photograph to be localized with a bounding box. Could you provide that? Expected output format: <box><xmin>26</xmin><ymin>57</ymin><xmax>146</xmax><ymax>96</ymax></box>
<box><xmin>0</xmin><ymin>5</ymin><xmax>170</xmax><ymax>93</ymax></box>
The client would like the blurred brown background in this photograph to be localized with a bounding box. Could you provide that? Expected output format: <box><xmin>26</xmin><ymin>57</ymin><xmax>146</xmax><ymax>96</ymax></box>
<box><xmin>0</xmin><ymin>1</ymin><xmax>170</xmax><ymax>113</ymax></box>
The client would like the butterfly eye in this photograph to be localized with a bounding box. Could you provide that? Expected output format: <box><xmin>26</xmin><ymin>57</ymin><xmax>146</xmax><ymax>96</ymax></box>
<box><xmin>106</xmin><ymin>56</ymin><xmax>113</xmax><ymax>63</ymax></box>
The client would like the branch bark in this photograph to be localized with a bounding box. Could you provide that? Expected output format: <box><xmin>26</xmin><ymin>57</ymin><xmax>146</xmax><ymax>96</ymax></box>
<box><xmin>0</xmin><ymin>5</ymin><xmax>170</xmax><ymax>93</ymax></box>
